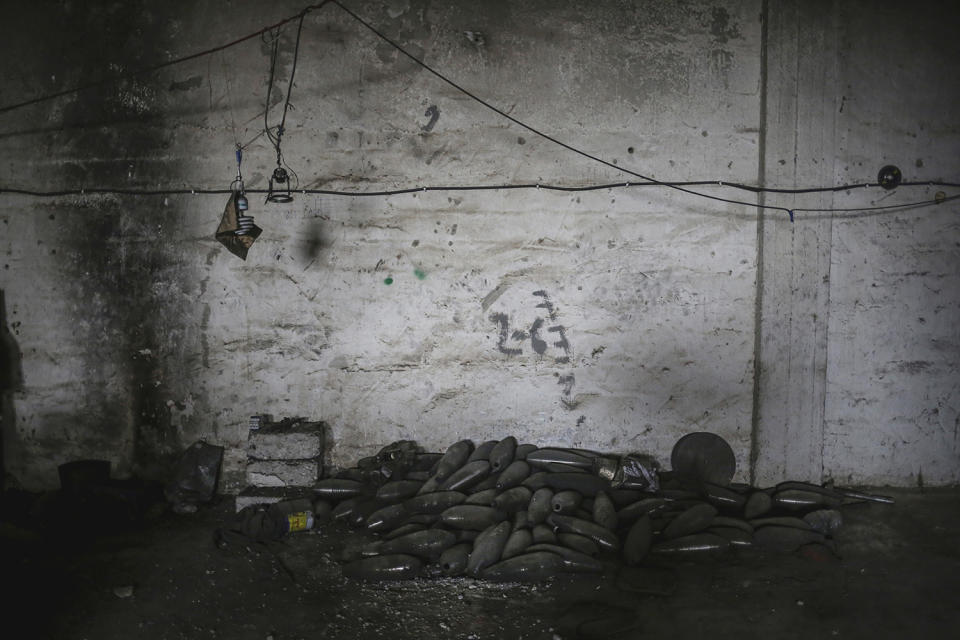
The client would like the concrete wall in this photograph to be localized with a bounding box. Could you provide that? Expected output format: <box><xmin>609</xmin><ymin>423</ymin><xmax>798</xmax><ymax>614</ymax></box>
<box><xmin>0</xmin><ymin>0</ymin><xmax>956</xmax><ymax>490</ymax></box>
<box><xmin>754</xmin><ymin>0</ymin><xmax>960</xmax><ymax>486</ymax></box>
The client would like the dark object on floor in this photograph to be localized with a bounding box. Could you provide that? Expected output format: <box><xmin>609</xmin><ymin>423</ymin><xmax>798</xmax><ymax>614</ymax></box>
<box><xmin>50</xmin><ymin>459</ymin><xmax>164</xmax><ymax>528</ymax></box>
<box><xmin>481</xmin><ymin>550</ymin><xmax>565</xmax><ymax>582</ymax></box>
<box><xmin>371</xmin><ymin>440</ymin><xmax>422</xmax><ymax>480</ymax></box>
<box><xmin>58</xmin><ymin>460</ymin><xmax>111</xmax><ymax>494</ymax></box>
<box><xmin>165</xmin><ymin>441</ymin><xmax>224</xmax><ymax>513</ymax></box>
<box><xmin>216</xmin><ymin>499</ymin><xmax>315</xmax><ymax>546</ymax></box>
<box><xmin>342</xmin><ymin>554</ymin><xmax>421</xmax><ymax>580</ymax></box>
<box><xmin>217</xmin><ymin>505</ymin><xmax>285</xmax><ymax>545</ymax></box>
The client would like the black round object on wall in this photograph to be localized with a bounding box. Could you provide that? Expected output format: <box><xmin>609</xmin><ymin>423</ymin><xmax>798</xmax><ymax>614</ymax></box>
<box><xmin>671</xmin><ymin>432</ymin><xmax>736</xmax><ymax>486</ymax></box>
<box><xmin>877</xmin><ymin>165</ymin><xmax>902</xmax><ymax>190</ymax></box>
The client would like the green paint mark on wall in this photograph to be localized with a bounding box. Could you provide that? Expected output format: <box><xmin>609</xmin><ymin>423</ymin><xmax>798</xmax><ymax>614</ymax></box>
<box><xmin>414</xmin><ymin>268</ymin><xmax>426</xmax><ymax>280</ymax></box>
<box><xmin>384</xmin><ymin>277</ymin><xmax>394</xmax><ymax>285</ymax></box>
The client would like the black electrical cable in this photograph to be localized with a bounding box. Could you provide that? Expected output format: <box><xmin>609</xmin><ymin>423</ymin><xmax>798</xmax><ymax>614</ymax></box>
<box><xmin>792</xmin><ymin>192</ymin><xmax>960</xmax><ymax>213</ymax></box>
<box><xmin>695</xmin><ymin>180</ymin><xmax>960</xmax><ymax>194</ymax></box>
<box><xmin>262</xmin><ymin>12</ymin><xmax>307</xmax><ymax>192</ymax></box>
<box><xmin>0</xmin><ymin>179</ymin><xmax>955</xmax><ymax>200</ymax></box>
<box><xmin>326</xmin><ymin>0</ymin><xmax>796</xmax><ymax>218</ymax></box>
<box><xmin>0</xmin><ymin>2</ymin><xmax>331</xmax><ymax>116</ymax></box>
<box><xmin>0</xmin><ymin>0</ymin><xmax>956</xmax><ymax>215</ymax></box>
<box><xmin>217</xmin><ymin>52</ymin><xmax>241</xmax><ymax>152</ymax></box>
<box><xmin>323</xmin><ymin>1</ymin><xmax>960</xmax><ymax>216</ymax></box>
<box><xmin>278</xmin><ymin>13</ymin><xmax>306</xmax><ymax>143</ymax></box>
<box><xmin>278</xmin><ymin>12</ymin><xmax>307</xmax><ymax>189</ymax></box>
<box><xmin>263</xmin><ymin>29</ymin><xmax>282</xmax><ymax>149</ymax></box>
<box><xmin>1</xmin><ymin>182</ymin><xmax>956</xmax><ymax>216</ymax></box>
<box><xmin>0</xmin><ymin>183</ymin><xmax>695</xmax><ymax>197</ymax></box>
<box><xmin>238</xmin><ymin>128</ymin><xmax>268</xmax><ymax>152</ymax></box>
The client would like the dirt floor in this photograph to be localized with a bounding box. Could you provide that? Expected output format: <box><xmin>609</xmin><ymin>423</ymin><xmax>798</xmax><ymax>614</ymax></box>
<box><xmin>2</xmin><ymin>487</ymin><xmax>958</xmax><ymax>640</ymax></box>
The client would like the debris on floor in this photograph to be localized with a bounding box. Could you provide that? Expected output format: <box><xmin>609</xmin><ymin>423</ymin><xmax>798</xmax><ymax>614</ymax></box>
<box><xmin>216</xmin><ymin>497</ymin><xmax>316</xmax><ymax>545</ymax></box>
<box><xmin>164</xmin><ymin>441</ymin><xmax>224</xmax><ymax>514</ymax></box>
<box><xmin>40</xmin><ymin>458</ymin><xmax>166</xmax><ymax>531</ymax></box>
<box><xmin>2</xmin><ymin>473</ymin><xmax>955</xmax><ymax>640</ymax></box>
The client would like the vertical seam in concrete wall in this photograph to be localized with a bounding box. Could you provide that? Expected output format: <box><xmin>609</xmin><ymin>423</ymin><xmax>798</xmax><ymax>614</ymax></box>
<box><xmin>749</xmin><ymin>0</ymin><xmax>770</xmax><ymax>486</ymax></box>
<box><xmin>819</xmin><ymin>3</ymin><xmax>840</xmax><ymax>481</ymax></box>
<box><xmin>784</xmin><ymin>6</ymin><xmax>802</xmax><ymax>478</ymax></box>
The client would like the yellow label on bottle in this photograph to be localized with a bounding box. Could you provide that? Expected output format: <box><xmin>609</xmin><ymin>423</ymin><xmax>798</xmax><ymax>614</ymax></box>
<box><xmin>287</xmin><ymin>512</ymin><xmax>310</xmax><ymax>532</ymax></box>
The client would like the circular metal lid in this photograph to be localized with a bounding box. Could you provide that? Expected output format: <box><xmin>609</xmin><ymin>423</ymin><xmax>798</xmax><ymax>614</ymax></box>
<box><xmin>670</xmin><ymin>432</ymin><xmax>736</xmax><ymax>486</ymax></box>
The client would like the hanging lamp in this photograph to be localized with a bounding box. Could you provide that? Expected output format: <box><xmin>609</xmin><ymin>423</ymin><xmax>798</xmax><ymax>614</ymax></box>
<box><xmin>215</xmin><ymin>147</ymin><xmax>262</xmax><ymax>260</ymax></box>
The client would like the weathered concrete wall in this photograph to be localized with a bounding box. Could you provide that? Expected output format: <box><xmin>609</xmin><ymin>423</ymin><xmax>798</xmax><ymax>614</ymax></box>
<box><xmin>0</xmin><ymin>0</ymin><xmax>762</xmax><ymax>489</ymax></box>
<box><xmin>753</xmin><ymin>0</ymin><xmax>839</xmax><ymax>486</ymax></box>
<box><xmin>755</xmin><ymin>0</ymin><xmax>960</xmax><ymax>486</ymax></box>
<box><xmin>821</xmin><ymin>1</ymin><xmax>960</xmax><ymax>486</ymax></box>
<box><xmin>1</xmin><ymin>0</ymin><xmax>207</xmax><ymax>486</ymax></box>
<box><xmin>0</xmin><ymin>0</ymin><xmax>956</xmax><ymax>491</ymax></box>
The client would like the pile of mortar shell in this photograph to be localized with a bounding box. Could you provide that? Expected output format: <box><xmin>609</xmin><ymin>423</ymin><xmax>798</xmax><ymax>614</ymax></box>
<box><xmin>311</xmin><ymin>437</ymin><xmax>864</xmax><ymax>582</ymax></box>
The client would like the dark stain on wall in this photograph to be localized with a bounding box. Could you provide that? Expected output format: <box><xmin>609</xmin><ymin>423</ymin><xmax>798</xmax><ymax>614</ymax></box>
<box><xmin>299</xmin><ymin>218</ymin><xmax>331</xmax><ymax>262</ymax></box>
<box><xmin>168</xmin><ymin>75</ymin><xmax>204</xmax><ymax>92</ymax></box>
<box><xmin>0</xmin><ymin>291</ymin><xmax>23</xmax><ymax>394</ymax></box>
<box><xmin>708</xmin><ymin>6</ymin><xmax>741</xmax><ymax>44</ymax></box>
<box><xmin>1</xmin><ymin>290</ymin><xmax>24</xmax><ymax>483</ymax></box>
<box><xmin>37</xmin><ymin>1</ymin><xmax>193</xmax><ymax>481</ymax></box>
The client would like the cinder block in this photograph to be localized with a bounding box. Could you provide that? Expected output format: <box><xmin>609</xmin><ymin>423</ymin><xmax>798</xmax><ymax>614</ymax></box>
<box><xmin>247</xmin><ymin>422</ymin><xmax>325</xmax><ymax>460</ymax></box>
<box><xmin>246</xmin><ymin>460</ymin><xmax>319</xmax><ymax>488</ymax></box>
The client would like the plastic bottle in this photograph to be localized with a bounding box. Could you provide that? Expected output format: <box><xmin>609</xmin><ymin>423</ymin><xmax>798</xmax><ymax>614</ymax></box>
<box><xmin>281</xmin><ymin>510</ymin><xmax>315</xmax><ymax>533</ymax></box>
<box><xmin>268</xmin><ymin>498</ymin><xmax>316</xmax><ymax>533</ymax></box>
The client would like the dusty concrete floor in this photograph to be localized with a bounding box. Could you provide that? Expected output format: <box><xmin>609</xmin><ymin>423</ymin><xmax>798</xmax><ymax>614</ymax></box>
<box><xmin>2</xmin><ymin>488</ymin><xmax>958</xmax><ymax>640</ymax></box>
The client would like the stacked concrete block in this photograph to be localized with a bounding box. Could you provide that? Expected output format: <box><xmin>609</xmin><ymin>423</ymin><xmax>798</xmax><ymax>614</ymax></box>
<box><xmin>236</xmin><ymin>420</ymin><xmax>325</xmax><ymax>511</ymax></box>
<box><xmin>247</xmin><ymin>460</ymin><xmax>318</xmax><ymax>487</ymax></box>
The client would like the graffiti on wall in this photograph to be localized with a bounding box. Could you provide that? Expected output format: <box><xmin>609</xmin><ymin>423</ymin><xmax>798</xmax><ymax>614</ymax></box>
<box><xmin>489</xmin><ymin>290</ymin><xmax>577</xmax><ymax>409</ymax></box>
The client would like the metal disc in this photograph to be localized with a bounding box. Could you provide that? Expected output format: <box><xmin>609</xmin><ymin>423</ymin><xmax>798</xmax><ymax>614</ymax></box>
<box><xmin>877</xmin><ymin>165</ymin><xmax>902</xmax><ymax>190</ymax></box>
<box><xmin>670</xmin><ymin>432</ymin><xmax>736</xmax><ymax>486</ymax></box>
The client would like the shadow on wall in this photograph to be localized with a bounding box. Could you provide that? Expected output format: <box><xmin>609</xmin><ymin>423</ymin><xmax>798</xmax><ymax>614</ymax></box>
<box><xmin>1</xmin><ymin>290</ymin><xmax>24</xmax><ymax>488</ymax></box>
<box><xmin>42</xmin><ymin>1</ymin><xmax>195</xmax><ymax>485</ymax></box>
